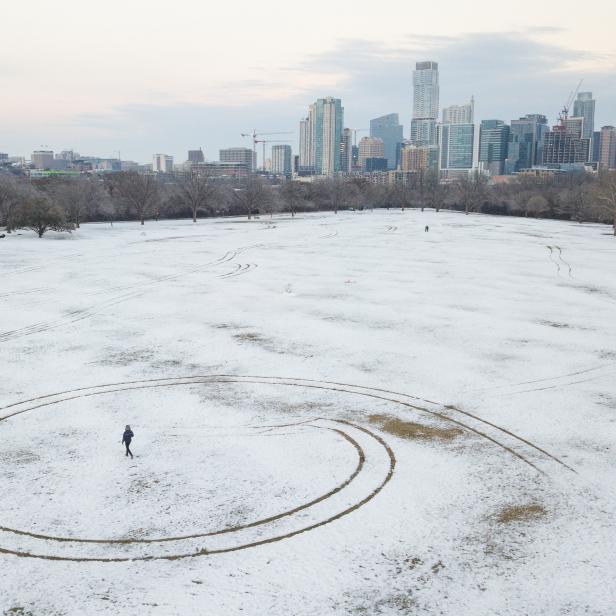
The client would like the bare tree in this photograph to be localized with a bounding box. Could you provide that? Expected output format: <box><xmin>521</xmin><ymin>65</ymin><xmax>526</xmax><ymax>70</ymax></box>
<box><xmin>456</xmin><ymin>170</ymin><xmax>488</xmax><ymax>215</ymax></box>
<box><xmin>175</xmin><ymin>169</ymin><xmax>217</xmax><ymax>223</ymax></box>
<box><xmin>19</xmin><ymin>194</ymin><xmax>74</xmax><ymax>238</ymax></box>
<box><xmin>389</xmin><ymin>183</ymin><xmax>411</xmax><ymax>210</ymax></box>
<box><xmin>419</xmin><ymin>170</ymin><xmax>449</xmax><ymax>212</ymax></box>
<box><xmin>280</xmin><ymin>181</ymin><xmax>305</xmax><ymax>217</ymax></box>
<box><xmin>313</xmin><ymin>178</ymin><xmax>354</xmax><ymax>214</ymax></box>
<box><xmin>0</xmin><ymin>173</ymin><xmax>23</xmax><ymax>233</ymax></box>
<box><xmin>233</xmin><ymin>176</ymin><xmax>273</xmax><ymax>219</ymax></box>
<box><xmin>112</xmin><ymin>171</ymin><xmax>160</xmax><ymax>225</ymax></box>
<box><xmin>47</xmin><ymin>176</ymin><xmax>104</xmax><ymax>228</ymax></box>
<box><xmin>594</xmin><ymin>170</ymin><xmax>616</xmax><ymax>235</ymax></box>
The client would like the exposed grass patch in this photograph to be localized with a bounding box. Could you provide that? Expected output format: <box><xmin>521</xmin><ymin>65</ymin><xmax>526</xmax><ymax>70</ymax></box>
<box><xmin>232</xmin><ymin>331</ymin><xmax>289</xmax><ymax>355</ymax></box>
<box><xmin>496</xmin><ymin>503</ymin><xmax>546</xmax><ymax>524</ymax></box>
<box><xmin>539</xmin><ymin>320</ymin><xmax>571</xmax><ymax>329</ymax></box>
<box><xmin>368</xmin><ymin>414</ymin><xmax>463</xmax><ymax>442</ymax></box>
<box><xmin>234</xmin><ymin>332</ymin><xmax>268</xmax><ymax>343</ymax></box>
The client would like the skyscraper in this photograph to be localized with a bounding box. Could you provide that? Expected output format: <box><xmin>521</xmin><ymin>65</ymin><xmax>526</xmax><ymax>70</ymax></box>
<box><xmin>564</xmin><ymin>116</ymin><xmax>585</xmax><ymax>138</ymax></box>
<box><xmin>411</xmin><ymin>61</ymin><xmax>439</xmax><ymax>146</ymax></box>
<box><xmin>504</xmin><ymin>114</ymin><xmax>548</xmax><ymax>173</ymax></box>
<box><xmin>370</xmin><ymin>113</ymin><xmax>403</xmax><ymax>170</ymax></box>
<box><xmin>313</xmin><ymin>97</ymin><xmax>344</xmax><ymax>176</ymax></box>
<box><xmin>438</xmin><ymin>123</ymin><xmax>479</xmax><ymax>178</ymax></box>
<box><xmin>442</xmin><ymin>98</ymin><xmax>475</xmax><ymax>124</ymax></box>
<box><xmin>598</xmin><ymin>126</ymin><xmax>616</xmax><ymax>170</ymax></box>
<box><xmin>479</xmin><ymin>120</ymin><xmax>510</xmax><ymax>176</ymax></box>
<box><xmin>340</xmin><ymin>128</ymin><xmax>353</xmax><ymax>173</ymax></box>
<box><xmin>299</xmin><ymin>104</ymin><xmax>316</xmax><ymax>173</ymax></box>
<box><xmin>271</xmin><ymin>144</ymin><xmax>292</xmax><ymax>175</ymax></box>
<box><xmin>573</xmin><ymin>92</ymin><xmax>595</xmax><ymax>141</ymax></box>
<box><xmin>592</xmin><ymin>131</ymin><xmax>602</xmax><ymax>163</ymax></box>
<box><xmin>541</xmin><ymin>125</ymin><xmax>590</xmax><ymax>167</ymax></box>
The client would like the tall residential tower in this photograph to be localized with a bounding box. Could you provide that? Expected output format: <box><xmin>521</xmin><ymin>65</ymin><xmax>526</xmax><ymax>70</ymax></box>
<box><xmin>573</xmin><ymin>92</ymin><xmax>596</xmax><ymax>141</ymax></box>
<box><xmin>411</xmin><ymin>61</ymin><xmax>439</xmax><ymax>146</ymax></box>
<box><xmin>442</xmin><ymin>98</ymin><xmax>475</xmax><ymax>124</ymax></box>
<box><xmin>314</xmin><ymin>97</ymin><xmax>344</xmax><ymax>176</ymax></box>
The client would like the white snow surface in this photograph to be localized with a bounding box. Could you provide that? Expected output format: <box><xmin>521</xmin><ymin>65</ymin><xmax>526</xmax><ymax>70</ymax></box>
<box><xmin>0</xmin><ymin>210</ymin><xmax>615</xmax><ymax>615</ymax></box>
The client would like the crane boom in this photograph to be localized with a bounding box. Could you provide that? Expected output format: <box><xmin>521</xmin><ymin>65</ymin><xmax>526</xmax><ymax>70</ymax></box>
<box><xmin>241</xmin><ymin>129</ymin><xmax>293</xmax><ymax>171</ymax></box>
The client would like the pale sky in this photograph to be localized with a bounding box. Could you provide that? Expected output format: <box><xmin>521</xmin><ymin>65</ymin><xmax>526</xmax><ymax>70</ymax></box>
<box><xmin>1</xmin><ymin>0</ymin><xmax>615</xmax><ymax>163</ymax></box>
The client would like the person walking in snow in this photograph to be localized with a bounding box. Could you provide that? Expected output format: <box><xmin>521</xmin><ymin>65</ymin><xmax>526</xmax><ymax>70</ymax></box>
<box><xmin>122</xmin><ymin>425</ymin><xmax>134</xmax><ymax>459</ymax></box>
<box><xmin>425</xmin><ymin>225</ymin><xmax>429</xmax><ymax>232</ymax></box>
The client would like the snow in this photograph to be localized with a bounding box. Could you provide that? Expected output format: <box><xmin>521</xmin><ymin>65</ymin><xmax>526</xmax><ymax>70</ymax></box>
<box><xmin>0</xmin><ymin>210</ymin><xmax>615</xmax><ymax>614</ymax></box>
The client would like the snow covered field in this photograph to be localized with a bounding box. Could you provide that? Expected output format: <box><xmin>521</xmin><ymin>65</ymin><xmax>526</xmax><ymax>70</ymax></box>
<box><xmin>1</xmin><ymin>210</ymin><xmax>615</xmax><ymax>615</ymax></box>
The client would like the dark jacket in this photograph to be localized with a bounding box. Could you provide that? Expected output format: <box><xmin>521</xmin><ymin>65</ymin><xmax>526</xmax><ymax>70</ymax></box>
<box><xmin>122</xmin><ymin>429</ymin><xmax>134</xmax><ymax>444</ymax></box>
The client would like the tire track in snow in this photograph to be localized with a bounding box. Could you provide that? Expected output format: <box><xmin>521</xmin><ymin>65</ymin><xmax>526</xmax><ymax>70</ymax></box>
<box><xmin>319</xmin><ymin>231</ymin><xmax>339</xmax><ymax>239</ymax></box>
<box><xmin>555</xmin><ymin>245</ymin><xmax>574</xmax><ymax>278</ymax></box>
<box><xmin>0</xmin><ymin>376</ymin><xmax>396</xmax><ymax>561</ymax></box>
<box><xmin>218</xmin><ymin>264</ymin><xmax>258</xmax><ymax>279</ymax></box>
<box><xmin>0</xmin><ymin>374</ymin><xmax>569</xmax><ymax>562</ymax></box>
<box><xmin>0</xmin><ymin>375</ymin><xmax>570</xmax><ymax>472</ymax></box>
<box><xmin>546</xmin><ymin>245</ymin><xmax>561</xmax><ymax>275</ymax></box>
<box><xmin>0</xmin><ymin>245</ymin><xmax>265</xmax><ymax>342</ymax></box>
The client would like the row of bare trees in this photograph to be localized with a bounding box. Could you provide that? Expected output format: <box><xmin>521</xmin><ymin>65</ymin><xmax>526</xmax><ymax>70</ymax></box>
<box><xmin>1</xmin><ymin>169</ymin><xmax>615</xmax><ymax>237</ymax></box>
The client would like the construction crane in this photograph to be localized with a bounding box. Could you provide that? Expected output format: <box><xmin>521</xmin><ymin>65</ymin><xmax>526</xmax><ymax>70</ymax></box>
<box><xmin>241</xmin><ymin>130</ymin><xmax>293</xmax><ymax>171</ymax></box>
<box><xmin>558</xmin><ymin>79</ymin><xmax>584</xmax><ymax>128</ymax></box>
<box><xmin>254</xmin><ymin>139</ymin><xmax>291</xmax><ymax>173</ymax></box>
<box><xmin>351</xmin><ymin>128</ymin><xmax>369</xmax><ymax>146</ymax></box>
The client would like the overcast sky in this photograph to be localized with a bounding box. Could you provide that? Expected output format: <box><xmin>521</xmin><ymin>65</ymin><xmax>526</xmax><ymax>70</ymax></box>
<box><xmin>1</xmin><ymin>0</ymin><xmax>615</xmax><ymax>163</ymax></box>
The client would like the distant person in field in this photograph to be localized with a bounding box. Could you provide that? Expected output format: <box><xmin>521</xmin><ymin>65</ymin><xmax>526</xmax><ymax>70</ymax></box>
<box><xmin>122</xmin><ymin>425</ymin><xmax>134</xmax><ymax>459</ymax></box>
<box><xmin>425</xmin><ymin>225</ymin><xmax>429</xmax><ymax>232</ymax></box>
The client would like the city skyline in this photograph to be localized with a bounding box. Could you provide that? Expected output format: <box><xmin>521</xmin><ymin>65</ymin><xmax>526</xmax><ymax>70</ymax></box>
<box><xmin>1</xmin><ymin>1</ymin><xmax>615</xmax><ymax>162</ymax></box>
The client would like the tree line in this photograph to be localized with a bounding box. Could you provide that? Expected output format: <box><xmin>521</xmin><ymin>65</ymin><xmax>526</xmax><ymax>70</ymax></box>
<box><xmin>0</xmin><ymin>169</ymin><xmax>615</xmax><ymax>237</ymax></box>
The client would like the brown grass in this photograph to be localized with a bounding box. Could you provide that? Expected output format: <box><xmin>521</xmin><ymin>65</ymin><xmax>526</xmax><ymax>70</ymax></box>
<box><xmin>497</xmin><ymin>503</ymin><xmax>546</xmax><ymax>524</ymax></box>
<box><xmin>368</xmin><ymin>414</ymin><xmax>463</xmax><ymax>442</ymax></box>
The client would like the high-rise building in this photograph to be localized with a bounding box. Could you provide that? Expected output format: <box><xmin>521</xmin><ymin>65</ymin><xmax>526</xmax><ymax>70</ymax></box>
<box><xmin>358</xmin><ymin>136</ymin><xmax>385</xmax><ymax>171</ymax></box>
<box><xmin>411</xmin><ymin>61</ymin><xmax>439</xmax><ymax>146</ymax></box>
<box><xmin>153</xmin><ymin>154</ymin><xmax>174</xmax><ymax>173</ymax></box>
<box><xmin>188</xmin><ymin>149</ymin><xmax>205</xmax><ymax>163</ymax></box>
<box><xmin>598</xmin><ymin>126</ymin><xmax>616</xmax><ymax>170</ymax></box>
<box><xmin>299</xmin><ymin>105</ymin><xmax>316</xmax><ymax>173</ymax></box>
<box><xmin>479</xmin><ymin>120</ymin><xmax>510</xmax><ymax>176</ymax></box>
<box><xmin>442</xmin><ymin>98</ymin><xmax>475</xmax><ymax>125</ymax></box>
<box><xmin>31</xmin><ymin>150</ymin><xmax>54</xmax><ymax>169</ymax></box>
<box><xmin>504</xmin><ymin>114</ymin><xmax>548</xmax><ymax>173</ymax></box>
<box><xmin>370</xmin><ymin>113</ymin><xmax>403</xmax><ymax>170</ymax></box>
<box><xmin>592</xmin><ymin>131</ymin><xmax>602</xmax><ymax>163</ymax></box>
<box><xmin>438</xmin><ymin>123</ymin><xmax>479</xmax><ymax>177</ymax></box>
<box><xmin>340</xmin><ymin>128</ymin><xmax>353</xmax><ymax>173</ymax></box>
<box><xmin>573</xmin><ymin>92</ymin><xmax>595</xmax><ymax>141</ymax></box>
<box><xmin>271</xmin><ymin>144</ymin><xmax>292</xmax><ymax>175</ymax></box>
<box><xmin>219</xmin><ymin>147</ymin><xmax>256</xmax><ymax>172</ymax></box>
<box><xmin>564</xmin><ymin>116</ymin><xmax>585</xmax><ymax>138</ymax></box>
<box><xmin>541</xmin><ymin>124</ymin><xmax>590</xmax><ymax>167</ymax></box>
<box><xmin>400</xmin><ymin>143</ymin><xmax>439</xmax><ymax>173</ymax></box>
<box><xmin>313</xmin><ymin>97</ymin><xmax>344</xmax><ymax>176</ymax></box>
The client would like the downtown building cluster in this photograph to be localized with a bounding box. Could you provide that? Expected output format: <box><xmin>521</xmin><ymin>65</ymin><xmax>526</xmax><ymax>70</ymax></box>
<box><xmin>294</xmin><ymin>61</ymin><xmax>616</xmax><ymax>184</ymax></box>
<box><xmin>3</xmin><ymin>60</ymin><xmax>616</xmax><ymax>182</ymax></box>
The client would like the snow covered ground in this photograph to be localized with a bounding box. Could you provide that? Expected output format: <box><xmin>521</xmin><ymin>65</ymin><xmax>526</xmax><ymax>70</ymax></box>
<box><xmin>0</xmin><ymin>210</ymin><xmax>615</xmax><ymax>615</ymax></box>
